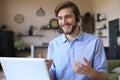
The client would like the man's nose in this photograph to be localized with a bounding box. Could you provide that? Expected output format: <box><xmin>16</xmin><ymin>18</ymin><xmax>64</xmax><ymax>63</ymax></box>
<box><xmin>62</xmin><ymin>18</ymin><xmax>67</xmax><ymax>24</ymax></box>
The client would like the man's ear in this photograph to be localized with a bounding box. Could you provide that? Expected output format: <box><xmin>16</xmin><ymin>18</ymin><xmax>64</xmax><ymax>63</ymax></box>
<box><xmin>57</xmin><ymin>26</ymin><xmax>63</xmax><ymax>34</ymax></box>
<box><xmin>76</xmin><ymin>15</ymin><xmax>80</xmax><ymax>22</ymax></box>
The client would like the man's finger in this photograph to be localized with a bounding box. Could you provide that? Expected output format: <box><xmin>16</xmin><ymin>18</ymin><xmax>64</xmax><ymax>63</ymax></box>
<box><xmin>39</xmin><ymin>53</ymin><xmax>43</xmax><ymax>58</ymax></box>
<box><xmin>83</xmin><ymin>57</ymin><xmax>89</xmax><ymax>65</ymax></box>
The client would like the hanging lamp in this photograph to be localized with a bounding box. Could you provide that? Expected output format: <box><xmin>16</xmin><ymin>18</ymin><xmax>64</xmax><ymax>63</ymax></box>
<box><xmin>36</xmin><ymin>7</ymin><xmax>45</xmax><ymax>16</ymax></box>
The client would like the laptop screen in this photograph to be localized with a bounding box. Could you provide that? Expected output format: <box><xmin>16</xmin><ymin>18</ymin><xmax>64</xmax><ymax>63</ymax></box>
<box><xmin>0</xmin><ymin>57</ymin><xmax>50</xmax><ymax>80</ymax></box>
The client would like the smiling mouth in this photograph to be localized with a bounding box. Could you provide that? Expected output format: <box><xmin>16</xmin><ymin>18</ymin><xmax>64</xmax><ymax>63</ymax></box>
<box><xmin>63</xmin><ymin>25</ymin><xmax>72</xmax><ymax>29</ymax></box>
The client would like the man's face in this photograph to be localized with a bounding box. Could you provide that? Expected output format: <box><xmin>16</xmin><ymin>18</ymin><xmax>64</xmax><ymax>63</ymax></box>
<box><xmin>57</xmin><ymin>8</ymin><xmax>77</xmax><ymax>34</ymax></box>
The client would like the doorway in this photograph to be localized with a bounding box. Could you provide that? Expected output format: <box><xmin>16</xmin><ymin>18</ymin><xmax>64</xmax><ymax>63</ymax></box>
<box><xmin>109</xmin><ymin>18</ymin><xmax>119</xmax><ymax>59</ymax></box>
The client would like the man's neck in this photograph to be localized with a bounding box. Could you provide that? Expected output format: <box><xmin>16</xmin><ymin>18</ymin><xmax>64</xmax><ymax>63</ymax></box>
<box><xmin>66</xmin><ymin>26</ymin><xmax>80</xmax><ymax>41</ymax></box>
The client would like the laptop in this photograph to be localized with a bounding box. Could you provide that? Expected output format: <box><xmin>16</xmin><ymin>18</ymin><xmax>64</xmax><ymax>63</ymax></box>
<box><xmin>0</xmin><ymin>57</ymin><xmax>50</xmax><ymax>80</ymax></box>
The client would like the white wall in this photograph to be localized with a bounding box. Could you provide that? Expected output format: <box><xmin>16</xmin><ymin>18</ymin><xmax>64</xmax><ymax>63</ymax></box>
<box><xmin>1</xmin><ymin>0</ymin><xmax>120</xmax><ymax>47</ymax></box>
<box><xmin>92</xmin><ymin>0</ymin><xmax>120</xmax><ymax>47</ymax></box>
<box><xmin>0</xmin><ymin>0</ymin><xmax>93</xmax><ymax>46</ymax></box>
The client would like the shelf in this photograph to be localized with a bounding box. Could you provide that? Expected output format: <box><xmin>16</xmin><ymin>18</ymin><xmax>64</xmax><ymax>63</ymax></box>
<box><xmin>17</xmin><ymin>34</ymin><xmax>44</xmax><ymax>37</ymax></box>
<box><xmin>97</xmin><ymin>27</ymin><xmax>107</xmax><ymax>30</ymax></box>
<box><xmin>96</xmin><ymin>24</ymin><xmax>107</xmax><ymax>30</ymax></box>
<box><xmin>97</xmin><ymin>18</ymin><xmax>106</xmax><ymax>22</ymax></box>
<box><xmin>99</xmin><ymin>36</ymin><xmax>107</xmax><ymax>38</ymax></box>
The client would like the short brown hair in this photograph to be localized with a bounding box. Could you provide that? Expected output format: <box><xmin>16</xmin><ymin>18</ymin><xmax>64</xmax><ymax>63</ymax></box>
<box><xmin>54</xmin><ymin>1</ymin><xmax>81</xmax><ymax>22</ymax></box>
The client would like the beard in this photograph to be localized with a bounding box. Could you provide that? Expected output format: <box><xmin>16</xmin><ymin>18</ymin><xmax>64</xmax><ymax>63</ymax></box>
<box><xmin>60</xmin><ymin>23</ymin><xmax>77</xmax><ymax>35</ymax></box>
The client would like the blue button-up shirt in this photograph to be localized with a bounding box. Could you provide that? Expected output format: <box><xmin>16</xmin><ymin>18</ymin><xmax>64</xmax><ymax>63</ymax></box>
<box><xmin>47</xmin><ymin>31</ymin><xmax>107</xmax><ymax>80</ymax></box>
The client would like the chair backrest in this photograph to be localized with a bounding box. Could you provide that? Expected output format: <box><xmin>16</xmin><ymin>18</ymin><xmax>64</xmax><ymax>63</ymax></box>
<box><xmin>107</xmin><ymin>60</ymin><xmax>120</xmax><ymax>73</ymax></box>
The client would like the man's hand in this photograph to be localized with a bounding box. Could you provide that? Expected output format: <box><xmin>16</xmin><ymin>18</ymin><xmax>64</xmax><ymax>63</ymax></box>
<box><xmin>72</xmin><ymin>57</ymin><xmax>107</xmax><ymax>80</ymax></box>
<box><xmin>72</xmin><ymin>57</ymin><xmax>95</xmax><ymax>78</ymax></box>
<box><xmin>45</xmin><ymin>59</ymin><xmax>53</xmax><ymax>70</ymax></box>
<box><xmin>39</xmin><ymin>53</ymin><xmax>53</xmax><ymax>70</ymax></box>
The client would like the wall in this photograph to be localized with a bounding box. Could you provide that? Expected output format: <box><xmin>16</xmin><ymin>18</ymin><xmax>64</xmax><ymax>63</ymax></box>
<box><xmin>0</xmin><ymin>0</ymin><xmax>93</xmax><ymax>46</ymax></box>
<box><xmin>92</xmin><ymin>0</ymin><xmax>120</xmax><ymax>47</ymax></box>
<box><xmin>0</xmin><ymin>0</ymin><xmax>6</xmax><ymax>23</ymax></box>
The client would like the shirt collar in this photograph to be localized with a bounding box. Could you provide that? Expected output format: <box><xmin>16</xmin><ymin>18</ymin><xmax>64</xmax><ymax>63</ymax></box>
<box><xmin>76</xmin><ymin>30</ymin><xmax>84</xmax><ymax>41</ymax></box>
<box><xmin>61</xmin><ymin>29</ymin><xmax>84</xmax><ymax>43</ymax></box>
<box><xmin>61</xmin><ymin>34</ymin><xmax>67</xmax><ymax>43</ymax></box>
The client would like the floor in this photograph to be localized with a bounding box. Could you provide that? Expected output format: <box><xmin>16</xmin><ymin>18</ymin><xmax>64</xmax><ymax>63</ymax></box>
<box><xmin>0</xmin><ymin>69</ymin><xmax>6</xmax><ymax>80</ymax></box>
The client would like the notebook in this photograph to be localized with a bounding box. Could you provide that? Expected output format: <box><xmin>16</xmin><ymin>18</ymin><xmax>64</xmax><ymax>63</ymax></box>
<box><xmin>0</xmin><ymin>57</ymin><xmax>50</xmax><ymax>80</ymax></box>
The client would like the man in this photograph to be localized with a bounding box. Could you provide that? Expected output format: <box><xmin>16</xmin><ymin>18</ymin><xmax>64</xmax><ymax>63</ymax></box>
<box><xmin>44</xmin><ymin>1</ymin><xmax>107</xmax><ymax>80</ymax></box>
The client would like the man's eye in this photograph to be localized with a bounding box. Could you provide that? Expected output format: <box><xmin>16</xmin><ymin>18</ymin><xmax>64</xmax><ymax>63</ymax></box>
<box><xmin>57</xmin><ymin>17</ymin><xmax>62</xmax><ymax>20</ymax></box>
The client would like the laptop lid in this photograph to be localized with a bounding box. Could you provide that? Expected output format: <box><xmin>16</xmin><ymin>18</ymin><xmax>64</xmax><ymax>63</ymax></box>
<box><xmin>0</xmin><ymin>57</ymin><xmax>50</xmax><ymax>80</ymax></box>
